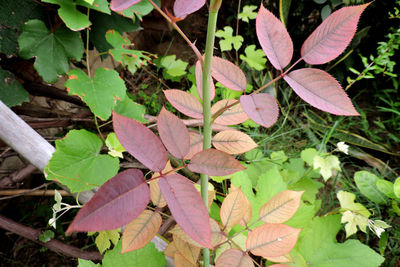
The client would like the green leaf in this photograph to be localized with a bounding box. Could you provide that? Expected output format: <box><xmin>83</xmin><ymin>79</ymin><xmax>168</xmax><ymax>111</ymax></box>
<box><xmin>41</xmin><ymin>0</ymin><xmax>110</xmax><ymax>31</ymax></box>
<box><xmin>376</xmin><ymin>179</ymin><xmax>396</xmax><ymax>199</ymax></box>
<box><xmin>313</xmin><ymin>155</ymin><xmax>341</xmax><ymax>181</ymax></box>
<box><xmin>158</xmin><ymin>55</ymin><xmax>188</xmax><ymax>82</ymax></box>
<box><xmin>301</xmin><ymin>148</ymin><xmax>318</xmax><ymax>166</ymax></box>
<box><xmin>65</xmin><ymin>68</ymin><xmax>126</xmax><ymax>120</ymax></box>
<box><xmin>239</xmin><ymin>45</ymin><xmax>267</xmax><ymax>70</ymax></box>
<box><xmin>394</xmin><ymin>177</ymin><xmax>400</xmax><ymax>199</ymax></box>
<box><xmin>113</xmin><ymin>95</ymin><xmax>147</xmax><ymax>123</ymax></box>
<box><xmin>90</xmin><ymin>11</ymin><xmax>140</xmax><ymax>56</ymax></box>
<box><xmin>0</xmin><ymin>68</ymin><xmax>29</xmax><ymax>107</ymax></box>
<box><xmin>0</xmin><ymin>0</ymin><xmax>44</xmax><ymax>56</ymax></box>
<box><xmin>105</xmin><ymin>133</ymin><xmax>126</xmax><ymax>158</ymax></box>
<box><xmin>95</xmin><ymin>230</ymin><xmax>120</xmax><ymax>254</ymax></box>
<box><xmin>215</xmin><ymin>26</ymin><xmax>243</xmax><ymax>52</ymax></box>
<box><xmin>45</xmin><ymin>130</ymin><xmax>119</xmax><ymax>193</ymax></box>
<box><xmin>270</xmin><ymin>150</ymin><xmax>288</xmax><ymax>164</ymax></box>
<box><xmin>78</xmin><ymin>259</ymin><xmax>100</xmax><ymax>267</ymax></box>
<box><xmin>39</xmin><ymin>230</ymin><xmax>54</xmax><ymax>243</ymax></box>
<box><xmin>103</xmin><ymin>240</ymin><xmax>166</xmax><ymax>267</ymax></box>
<box><xmin>279</xmin><ymin>0</ymin><xmax>292</xmax><ymax>26</ymax></box>
<box><xmin>337</xmin><ymin>191</ymin><xmax>371</xmax><ymax>217</ymax></box>
<box><xmin>106</xmin><ymin>30</ymin><xmax>151</xmax><ymax>74</ymax></box>
<box><xmin>354</xmin><ymin>171</ymin><xmax>388</xmax><ymax>204</ymax></box>
<box><xmin>53</xmin><ymin>190</ymin><xmax>62</xmax><ymax>212</ymax></box>
<box><xmin>341</xmin><ymin>210</ymin><xmax>369</xmax><ymax>237</ymax></box>
<box><xmin>295</xmin><ymin>215</ymin><xmax>384</xmax><ymax>267</ymax></box>
<box><xmin>289</xmin><ymin>177</ymin><xmax>323</xmax><ymax>204</ymax></box>
<box><xmin>285</xmin><ymin>202</ymin><xmax>317</xmax><ymax>228</ymax></box>
<box><xmin>18</xmin><ymin>20</ymin><xmax>84</xmax><ymax>83</ymax></box>
<box><xmin>238</xmin><ymin>5</ymin><xmax>257</xmax><ymax>22</ymax></box>
<box><xmin>120</xmin><ymin>0</ymin><xmax>160</xmax><ymax>21</ymax></box>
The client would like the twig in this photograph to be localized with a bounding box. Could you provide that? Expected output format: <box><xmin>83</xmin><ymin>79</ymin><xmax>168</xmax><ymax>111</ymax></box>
<box><xmin>0</xmin><ymin>189</ymin><xmax>70</xmax><ymax>198</ymax></box>
<box><xmin>0</xmin><ymin>214</ymin><xmax>103</xmax><ymax>261</ymax></box>
<box><xmin>0</xmin><ymin>164</ymin><xmax>37</xmax><ymax>188</ymax></box>
<box><xmin>0</xmin><ymin>182</ymin><xmax>56</xmax><ymax>200</ymax></box>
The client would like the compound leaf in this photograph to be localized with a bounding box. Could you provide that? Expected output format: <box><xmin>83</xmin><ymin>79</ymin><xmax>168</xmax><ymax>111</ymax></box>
<box><xmin>113</xmin><ymin>112</ymin><xmax>168</xmax><ymax>172</ymax></box>
<box><xmin>45</xmin><ymin>130</ymin><xmax>119</xmax><ymax>193</ymax></box>
<box><xmin>212</xmin><ymin>131</ymin><xmax>257</xmax><ymax>155</ymax></box>
<box><xmin>121</xmin><ymin>210</ymin><xmax>162</xmax><ymax>253</ymax></box>
<box><xmin>188</xmin><ymin>149</ymin><xmax>245</xmax><ymax>176</ymax></box>
<box><xmin>158</xmin><ymin>174</ymin><xmax>212</xmax><ymax>248</ymax></box>
<box><xmin>212</xmin><ymin>56</ymin><xmax>247</xmax><ymax>92</ymax></box>
<box><xmin>301</xmin><ymin>3</ymin><xmax>370</xmax><ymax>64</ymax></box>
<box><xmin>259</xmin><ymin>190</ymin><xmax>304</xmax><ymax>223</ymax></box>
<box><xmin>215</xmin><ymin>249</ymin><xmax>254</xmax><ymax>267</ymax></box>
<box><xmin>66</xmin><ymin>169</ymin><xmax>150</xmax><ymax>233</ymax></box>
<box><xmin>247</xmin><ymin>224</ymin><xmax>301</xmax><ymax>258</ymax></box>
<box><xmin>173</xmin><ymin>0</ymin><xmax>206</xmax><ymax>20</ymax></box>
<box><xmin>158</xmin><ymin>107</ymin><xmax>190</xmax><ymax>159</ymax></box>
<box><xmin>256</xmin><ymin>5</ymin><xmax>293</xmax><ymax>70</ymax></box>
<box><xmin>240</xmin><ymin>93</ymin><xmax>279</xmax><ymax>128</ymax></box>
<box><xmin>18</xmin><ymin>19</ymin><xmax>84</xmax><ymax>83</ymax></box>
<box><xmin>211</xmin><ymin>99</ymin><xmax>248</xmax><ymax>126</ymax></box>
<box><xmin>284</xmin><ymin>68</ymin><xmax>359</xmax><ymax>116</ymax></box>
<box><xmin>66</xmin><ymin>68</ymin><xmax>126</xmax><ymax>120</ymax></box>
<box><xmin>164</xmin><ymin>89</ymin><xmax>203</xmax><ymax>119</ymax></box>
<box><xmin>220</xmin><ymin>188</ymin><xmax>248</xmax><ymax>229</ymax></box>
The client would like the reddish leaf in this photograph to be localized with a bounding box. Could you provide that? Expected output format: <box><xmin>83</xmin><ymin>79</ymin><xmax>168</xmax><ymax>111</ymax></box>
<box><xmin>301</xmin><ymin>3</ymin><xmax>370</xmax><ymax>65</ymax></box>
<box><xmin>212</xmin><ymin>130</ymin><xmax>257</xmax><ymax>155</ymax></box>
<box><xmin>220</xmin><ymin>188</ymin><xmax>248</xmax><ymax>229</ymax></box>
<box><xmin>66</xmin><ymin>169</ymin><xmax>150</xmax><ymax>233</ymax></box>
<box><xmin>113</xmin><ymin>112</ymin><xmax>168</xmax><ymax>172</ymax></box>
<box><xmin>212</xmin><ymin>56</ymin><xmax>247</xmax><ymax>92</ymax></box>
<box><xmin>240</xmin><ymin>196</ymin><xmax>252</xmax><ymax>227</ymax></box>
<box><xmin>210</xmin><ymin>218</ymin><xmax>226</xmax><ymax>247</ymax></box>
<box><xmin>259</xmin><ymin>190</ymin><xmax>304</xmax><ymax>224</ymax></box>
<box><xmin>174</xmin><ymin>0</ymin><xmax>206</xmax><ymax>20</ymax></box>
<box><xmin>158</xmin><ymin>107</ymin><xmax>190</xmax><ymax>159</ymax></box>
<box><xmin>283</xmin><ymin>68</ymin><xmax>359</xmax><ymax>115</ymax></box>
<box><xmin>188</xmin><ymin>149</ymin><xmax>245</xmax><ymax>176</ymax></box>
<box><xmin>149</xmin><ymin>161</ymin><xmax>172</xmax><ymax>208</ymax></box>
<box><xmin>246</xmin><ymin>224</ymin><xmax>301</xmax><ymax>258</ymax></box>
<box><xmin>240</xmin><ymin>93</ymin><xmax>279</xmax><ymax>128</ymax></box>
<box><xmin>174</xmin><ymin>252</ymin><xmax>196</xmax><ymax>267</ymax></box>
<box><xmin>164</xmin><ymin>89</ymin><xmax>203</xmax><ymax>119</ymax></box>
<box><xmin>196</xmin><ymin>60</ymin><xmax>215</xmax><ymax>101</ymax></box>
<box><xmin>216</xmin><ymin>249</ymin><xmax>254</xmax><ymax>267</ymax></box>
<box><xmin>121</xmin><ymin>210</ymin><xmax>162</xmax><ymax>253</ymax></box>
<box><xmin>173</xmin><ymin>235</ymin><xmax>201</xmax><ymax>264</ymax></box>
<box><xmin>256</xmin><ymin>5</ymin><xmax>293</xmax><ymax>70</ymax></box>
<box><xmin>158</xmin><ymin>174</ymin><xmax>212</xmax><ymax>248</ymax></box>
<box><xmin>110</xmin><ymin>0</ymin><xmax>142</xmax><ymax>11</ymax></box>
<box><xmin>211</xmin><ymin>99</ymin><xmax>248</xmax><ymax>126</ymax></box>
<box><xmin>184</xmin><ymin>131</ymin><xmax>203</xmax><ymax>160</ymax></box>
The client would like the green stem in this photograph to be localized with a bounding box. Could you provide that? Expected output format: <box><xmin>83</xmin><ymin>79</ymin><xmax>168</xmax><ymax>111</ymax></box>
<box><xmin>201</xmin><ymin>1</ymin><xmax>221</xmax><ymax>266</ymax></box>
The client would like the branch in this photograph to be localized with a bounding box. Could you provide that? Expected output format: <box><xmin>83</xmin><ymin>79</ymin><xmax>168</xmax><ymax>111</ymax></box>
<box><xmin>0</xmin><ymin>214</ymin><xmax>103</xmax><ymax>261</ymax></box>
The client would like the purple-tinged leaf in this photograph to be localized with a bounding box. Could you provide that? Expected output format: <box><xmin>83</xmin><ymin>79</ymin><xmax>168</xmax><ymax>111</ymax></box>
<box><xmin>196</xmin><ymin>60</ymin><xmax>215</xmax><ymax>101</ymax></box>
<box><xmin>173</xmin><ymin>0</ymin><xmax>206</xmax><ymax>20</ymax></box>
<box><xmin>188</xmin><ymin>149</ymin><xmax>245</xmax><ymax>176</ymax></box>
<box><xmin>110</xmin><ymin>0</ymin><xmax>142</xmax><ymax>11</ymax></box>
<box><xmin>66</xmin><ymin>169</ymin><xmax>150</xmax><ymax>233</ymax></box>
<box><xmin>256</xmin><ymin>5</ymin><xmax>293</xmax><ymax>70</ymax></box>
<box><xmin>184</xmin><ymin>131</ymin><xmax>203</xmax><ymax>160</ymax></box>
<box><xmin>240</xmin><ymin>93</ymin><xmax>279</xmax><ymax>128</ymax></box>
<box><xmin>113</xmin><ymin>112</ymin><xmax>168</xmax><ymax>172</ymax></box>
<box><xmin>284</xmin><ymin>68</ymin><xmax>359</xmax><ymax>115</ymax></box>
<box><xmin>212</xmin><ymin>56</ymin><xmax>247</xmax><ymax>92</ymax></box>
<box><xmin>158</xmin><ymin>174</ymin><xmax>212</xmax><ymax>248</ymax></box>
<box><xmin>211</xmin><ymin>99</ymin><xmax>248</xmax><ymax>126</ymax></box>
<box><xmin>164</xmin><ymin>89</ymin><xmax>203</xmax><ymax>119</ymax></box>
<box><xmin>301</xmin><ymin>3</ymin><xmax>370</xmax><ymax>65</ymax></box>
<box><xmin>157</xmin><ymin>107</ymin><xmax>190</xmax><ymax>159</ymax></box>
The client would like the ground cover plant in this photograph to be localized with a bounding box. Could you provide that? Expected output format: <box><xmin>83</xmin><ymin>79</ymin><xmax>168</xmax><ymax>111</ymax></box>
<box><xmin>0</xmin><ymin>0</ymin><xmax>398</xmax><ymax>266</ymax></box>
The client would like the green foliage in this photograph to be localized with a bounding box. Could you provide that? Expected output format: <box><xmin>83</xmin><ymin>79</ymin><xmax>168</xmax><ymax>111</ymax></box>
<box><xmin>106</xmin><ymin>133</ymin><xmax>126</xmax><ymax>158</ymax></box>
<box><xmin>65</xmin><ymin>68</ymin><xmax>126</xmax><ymax>120</ymax></box>
<box><xmin>18</xmin><ymin>19</ymin><xmax>84</xmax><ymax>83</ymax></box>
<box><xmin>93</xmin><ymin>230</ymin><xmax>120</xmax><ymax>254</ymax></box>
<box><xmin>0</xmin><ymin>68</ymin><xmax>29</xmax><ymax>107</ymax></box>
<box><xmin>102</xmin><ymin>240</ymin><xmax>166</xmax><ymax>267</ymax></box>
<box><xmin>313</xmin><ymin>155</ymin><xmax>341</xmax><ymax>181</ymax></box>
<box><xmin>215</xmin><ymin>26</ymin><xmax>244</xmax><ymax>52</ymax></box>
<box><xmin>45</xmin><ymin>130</ymin><xmax>119</xmax><ymax>193</ymax></box>
<box><xmin>78</xmin><ymin>259</ymin><xmax>100</xmax><ymax>267</ymax></box>
<box><xmin>120</xmin><ymin>0</ymin><xmax>160</xmax><ymax>21</ymax></box>
<box><xmin>240</xmin><ymin>45</ymin><xmax>267</xmax><ymax>70</ymax></box>
<box><xmin>114</xmin><ymin>95</ymin><xmax>147</xmax><ymax>123</ymax></box>
<box><xmin>39</xmin><ymin>230</ymin><xmax>55</xmax><ymax>243</ymax></box>
<box><xmin>155</xmin><ymin>55</ymin><xmax>188</xmax><ymax>82</ymax></box>
<box><xmin>354</xmin><ymin>171</ymin><xmax>388</xmax><ymax>204</ymax></box>
<box><xmin>238</xmin><ymin>5</ymin><xmax>257</xmax><ymax>22</ymax></box>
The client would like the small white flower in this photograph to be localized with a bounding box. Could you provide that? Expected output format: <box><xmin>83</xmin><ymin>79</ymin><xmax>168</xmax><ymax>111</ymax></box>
<box><xmin>337</xmin><ymin>142</ymin><xmax>349</xmax><ymax>155</ymax></box>
<box><xmin>368</xmin><ymin>219</ymin><xmax>391</xmax><ymax>238</ymax></box>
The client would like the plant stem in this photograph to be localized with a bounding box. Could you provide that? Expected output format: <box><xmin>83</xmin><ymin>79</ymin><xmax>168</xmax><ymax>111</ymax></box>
<box><xmin>201</xmin><ymin>1</ymin><xmax>221</xmax><ymax>266</ymax></box>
